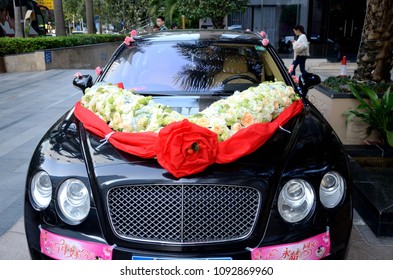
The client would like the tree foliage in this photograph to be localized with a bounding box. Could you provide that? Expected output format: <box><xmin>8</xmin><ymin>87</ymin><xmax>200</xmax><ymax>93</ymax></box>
<box><xmin>101</xmin><ymin>0</ymin><xmax>149</xmax><ymax>32</ymax></box>
<box><xmin>147</xmin><ymin>0</ymin><xmax>180</xmax><ymax>28</ymax></box>
<box><xmin>176</xmin><ymin>0</ymin><xmax>248</xmax><ymax>29</ymax></box>
<box><xmin>63</xmin><ymin>0</ymin><xmax>85</xmax><ymax>23</ymax></box>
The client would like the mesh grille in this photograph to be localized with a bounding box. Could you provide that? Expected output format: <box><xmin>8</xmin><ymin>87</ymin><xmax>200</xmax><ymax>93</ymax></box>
<box><xmin>107</xmin><ymin>184</ymin><xmax>260</xmax><ymax>244</ymax></box>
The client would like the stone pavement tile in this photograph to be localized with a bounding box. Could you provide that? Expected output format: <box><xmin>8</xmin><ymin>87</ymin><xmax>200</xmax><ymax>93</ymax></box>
<box><xmin>346</xmin><ymin>225</ymin><xmax>372</xmax><ymax>259</ymax></box>
<box><xmin>346</xmin><ymin>211</ymin><xmax>393</xmax><ymax>260</ymax></box>
<box><xmin>0</xmin><ymin>217</ymin><xmax>30</xmax><ymax>260</ymax></box>
<box><xmin>347</xmin><ymin>226</ymin><xmax>393</xmax><ymax>260</ymax></box>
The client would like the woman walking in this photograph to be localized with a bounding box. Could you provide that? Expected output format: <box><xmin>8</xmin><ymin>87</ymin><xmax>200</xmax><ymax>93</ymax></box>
<box><xmin>289</xmin><ymin>25</ymin><xmax>310</xmax><ymax>76</ymax></box>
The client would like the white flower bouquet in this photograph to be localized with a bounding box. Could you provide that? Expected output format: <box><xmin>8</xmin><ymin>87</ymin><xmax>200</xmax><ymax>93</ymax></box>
<box><xmin>81</xmin><ymin>81</ymin><xmax>300</xmax><ymax>142</ymax></box>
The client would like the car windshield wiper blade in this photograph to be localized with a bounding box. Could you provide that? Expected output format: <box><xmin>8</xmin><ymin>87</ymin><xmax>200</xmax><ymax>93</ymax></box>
<box><xmin>211</xmin><ymin>90</ymin><xmax>234</xmax><ymax>96</ymax></box>
<box><xmin>133</xmin><ymin>91</ymin><xmax>176</xmax><ymax>96</ymax></box>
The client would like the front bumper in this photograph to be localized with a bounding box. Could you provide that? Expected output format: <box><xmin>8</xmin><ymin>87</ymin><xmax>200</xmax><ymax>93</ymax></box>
<box><xmin>36</xmin><ymin>227</ymin><xmax>333</xmax><ymax>260</ymax></box>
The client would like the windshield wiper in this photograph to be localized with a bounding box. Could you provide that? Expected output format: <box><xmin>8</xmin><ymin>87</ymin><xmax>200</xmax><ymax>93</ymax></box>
<box><xmin>211</xmin><ymin>90</ymin><xmax>234</xmax><ymax>96</ymax></box>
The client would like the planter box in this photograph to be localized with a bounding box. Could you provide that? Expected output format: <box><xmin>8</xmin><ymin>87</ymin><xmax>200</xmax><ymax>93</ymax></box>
<box><xmin>2</xmin><ymin>42</ymin><xmax>120</xmax><ymax>72</ymax></box>
<box><xmin>308</xmin><ymin>85</ymin><xmax>380</xmax><ymax>145</ymax></box>
<box><xmin>349</xmin><ymin>152</ymin><xmax>393</xmax><ymax>237</ymax></box>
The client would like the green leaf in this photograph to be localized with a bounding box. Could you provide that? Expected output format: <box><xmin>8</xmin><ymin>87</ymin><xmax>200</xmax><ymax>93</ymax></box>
<box><xmin>361</xmin><ymin>84</ymin><xmax>381</xmax><ymax>110</ymax></box>
<box><xmin>382</xmin><ymin>87</ymin><xmax>393</xmax><ymax>110</ymax></box>
<box><xmin>348</xmin><ymin>83</ymin><xmax>371</xmax><ymax>110</ymax></box>
<box><xmin>386</xmin><ymin>130</ymin><xmax>393</xmax><ymax>147</ymax></box>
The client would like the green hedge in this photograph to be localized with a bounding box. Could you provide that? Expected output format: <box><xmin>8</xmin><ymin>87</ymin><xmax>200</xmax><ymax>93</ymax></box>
<box><xmin>0</xmin><ymin>34</ymin><xmax>126</xmax><ymax>55</ymax></box>
<box><xmin>322</xmin><ymin>76</ymin><xmax>392</xmax><ymax>94</ymax></box>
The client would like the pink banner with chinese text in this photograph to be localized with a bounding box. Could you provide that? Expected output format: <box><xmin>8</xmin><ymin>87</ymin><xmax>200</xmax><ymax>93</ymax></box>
<box><xmin>40</xmin><ymin>228</ymin><xmax>114</xmax><ymax>260</ymax></box>
<box><xmin>251</xmin><ymin>230</ymin><xmax>330</xmax><ymax>260</ymax></box>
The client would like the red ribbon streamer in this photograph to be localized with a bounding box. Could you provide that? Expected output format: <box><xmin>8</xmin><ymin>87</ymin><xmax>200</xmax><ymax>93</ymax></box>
<box><xmin>74</xmin><ymin>100</ymin><xmax>303</xmax><ymax>178</ymax></box>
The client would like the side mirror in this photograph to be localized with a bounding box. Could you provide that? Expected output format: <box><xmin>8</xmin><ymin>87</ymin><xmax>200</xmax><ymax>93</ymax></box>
<box><xmin>298</xmin><ymin>73</ymin><xmax>321</xmax><ymax>95</ymax></box>
<box><xmin>73</xmin><ymin>74</ymin><xmax>93</xmax><ymax>94</ymax></box>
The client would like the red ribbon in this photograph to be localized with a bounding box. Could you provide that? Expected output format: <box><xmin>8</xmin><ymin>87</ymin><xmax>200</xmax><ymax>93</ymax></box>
<box><xmin>74</xmin><ymin>100</ymin><xmax>304</xmax><ymax>178</ymax></box>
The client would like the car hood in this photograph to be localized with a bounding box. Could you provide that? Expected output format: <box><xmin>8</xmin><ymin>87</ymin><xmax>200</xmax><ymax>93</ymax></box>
<box><xmin>78</xmin><ymin>95</ymin><xmax>304</xmax><ymax>185</ymax></box>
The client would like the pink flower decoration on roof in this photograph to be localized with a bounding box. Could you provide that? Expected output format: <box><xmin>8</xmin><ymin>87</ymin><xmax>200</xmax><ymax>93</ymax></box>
<box><xmin>260</xmin><ymin>31</ymin><xmax>267</xmax><ymax>38</ymax></box>
<box><xmin>288</xmin><ymin>64</ymin><xmax>294</xmax><ymax>74</ymax></box>
<box><xmin>291</xmin><ymin>75</ymin><xmax>299</xmax><ymax>85</ymax></box>
<box><xmin>124</xmin><ymin>36</ymin><xmax>135</xmax><ymax>46</ymax></box>
<box><xmin>124</xmin><ymin>29</ymin><xmax>138</xmax><ymax>46</ymax></box>
<box><xmin>262</xmin><ymin>38</ymin><xmax>269</xmax><ymax>46</ymax></box>
<box><xmin>74</xmin><ymin>72</ymin><xmax>82</xmax><ymax>78</ymax></box>
<box><xmin>95</xmin><ymin>66</ymin><xmax>102</xmax><ymax>76</ymax></box>
<box><xmin>130</xmin><ymin>29</ymin><xmax>138</xmax><ymax>37</ymax></box>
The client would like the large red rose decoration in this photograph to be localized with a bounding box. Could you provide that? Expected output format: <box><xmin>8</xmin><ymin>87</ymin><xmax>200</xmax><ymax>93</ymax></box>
<box><xmin>155</xmin><ymin>119</ymin><xmax>218</xmax><ymax>178</ymax></box>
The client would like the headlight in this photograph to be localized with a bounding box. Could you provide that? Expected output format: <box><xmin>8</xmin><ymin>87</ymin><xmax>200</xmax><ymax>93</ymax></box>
<box><xmin>278</xmin><ymin>179</ymin><xmax>315</xmax><ymax>223</ymax></box>
<box><xmin>319</xmin><ymin>171</ymin><xmax>345</xmax><ymax>208</ymax></box>
<box><xmin>30</xmin><ymin>171</ymin><xmax>53</xmax><ymax>210</ymax></box>
<box><xmin>57</xmin><ymin>179</ymin><xmax>90</xmax><ymax>225</ymax></box>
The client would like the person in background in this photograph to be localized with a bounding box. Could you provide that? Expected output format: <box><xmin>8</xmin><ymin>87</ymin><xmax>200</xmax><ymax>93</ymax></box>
<box><xmin>289</xmin><ymin>25</ymin><xmax>310</xmax><ymax>77</ymax></box>
<box><xmin>156</xmin><ymin>16</ymin><xmax>167</xmax><ymax>31</ymax></box>
<box><xmin>0</xmin><ymin>4</ymin><xmax>15</xmax><ymax>37</ymax></box>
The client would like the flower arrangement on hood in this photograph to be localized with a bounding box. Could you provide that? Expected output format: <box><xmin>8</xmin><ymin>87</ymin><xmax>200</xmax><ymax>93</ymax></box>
<box><xmin>75</xmin><ymin>81</ymin><xmax>303</xmax><ymax>178</ymax></box>
<box><xmin>81</xmin><ymin>81</ymin><xmax>300</xmax><ymax>142</ymax></box>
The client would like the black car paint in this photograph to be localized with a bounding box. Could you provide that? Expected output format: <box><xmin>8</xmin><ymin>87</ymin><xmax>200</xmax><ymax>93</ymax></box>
<box><xmin>24</xmin><ymin>30</ymin><xmax>352</xmax><ymax>260</ymax></box>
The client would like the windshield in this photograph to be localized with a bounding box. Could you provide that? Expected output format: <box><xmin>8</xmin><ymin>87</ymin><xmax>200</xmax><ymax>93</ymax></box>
<box><xmin>102</xmin><ymin>40</ymin><xmax>285</xmax><ymax>95</ymax></box>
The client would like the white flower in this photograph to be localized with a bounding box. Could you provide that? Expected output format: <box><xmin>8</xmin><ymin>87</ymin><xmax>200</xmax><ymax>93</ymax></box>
<box><xmin>80</xmin><ymin>81</ymin><xmax>300</xmax><ymax>141</ymax></box>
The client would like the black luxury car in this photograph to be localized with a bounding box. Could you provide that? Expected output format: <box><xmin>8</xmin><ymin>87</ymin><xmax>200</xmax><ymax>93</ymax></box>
<box><xmin>24</xmin><ymin>30</ymin><xmax>353</xmax><ymax>260</ymax></box>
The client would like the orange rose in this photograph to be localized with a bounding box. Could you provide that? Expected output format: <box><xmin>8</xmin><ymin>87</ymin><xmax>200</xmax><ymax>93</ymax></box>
<box><xmin>155</xmin><ymin>119</ymin><xmax>218</xmax><ymax>178</ymax></box>
<box><xmin>241</xmin><ymin>112</ymin><xmax>255</xmax><ymax>127</ymax></box>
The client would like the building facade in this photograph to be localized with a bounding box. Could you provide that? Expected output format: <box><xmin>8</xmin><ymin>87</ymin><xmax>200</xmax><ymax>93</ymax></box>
<box><xmin>228</xmin><ymin>0</ymin><xmax>367</xmax><ymax>61</ymax></box>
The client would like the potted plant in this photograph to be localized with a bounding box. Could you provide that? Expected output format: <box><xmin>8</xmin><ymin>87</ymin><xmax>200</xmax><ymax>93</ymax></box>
<box><xmin>345</xmin><ymin>83</ymin><xmax>393</xmax><ymax>148</ymax></box>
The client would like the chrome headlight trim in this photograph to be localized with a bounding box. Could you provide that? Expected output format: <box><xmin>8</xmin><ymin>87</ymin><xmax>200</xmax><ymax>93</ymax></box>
<box><xmin>278</xmin><ymin>179</ymin><xmax>315</xmax><ymax>223</ymax></box>
<box><xmin>30</xmin><ymin>171</ymin><xmax>53</xmax><ymax>211</ymax></box>
<box><xmin>319</xmin><ymin>171</ymin><xmax>345</xmax><ymax>208</ymax></box>
<box><xmin>57</xmin><ymin>178</ymin><xmax>90</xmax><ymax>225</ymax></box>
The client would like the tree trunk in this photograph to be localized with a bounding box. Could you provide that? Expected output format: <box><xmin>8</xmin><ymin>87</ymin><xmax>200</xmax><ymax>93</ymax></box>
<box><xmin>53</xmin><ymin>0</ymin><xmax>66</xmax><ymax>36</ymax></box>
<box><xmin>13</xmin><ymin>4</ymin><xmax>26</xmax><ymax>38</ymax></box>
<box><xmin>85</xmin><ymin>0</ymin><xmax>95</xmax><ymax>34</ymax></box>
<box><xmin>354</xmin><ymin>0</ymin><xmax>393</xmax><ymax>82</ymax></box>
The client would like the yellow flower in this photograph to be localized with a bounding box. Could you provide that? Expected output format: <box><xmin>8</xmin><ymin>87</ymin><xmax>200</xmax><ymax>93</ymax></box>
<box><xmin>195</xmin><ymin>116</ymin><xmax>210</xmax><ymax>127</ymax></box>
<box><xmin>211</xmin><ymin>124</ymin><xmax>223</xmax><ymax>135</ymax></box>
<box><xmin>231</xmin><ymin>122</ymin><xmax>243</xmax><ymax>133</ymax></box>
<box><xmin>112</xmin><ymin>111</ymin><xmax>122</xmax><ymax>125</ymax></box>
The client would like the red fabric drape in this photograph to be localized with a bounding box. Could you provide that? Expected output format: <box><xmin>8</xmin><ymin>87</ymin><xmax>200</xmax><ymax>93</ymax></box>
<box><xmin>74</xmin><ymin>100</ymin><xmax>304</xmax><ymax>177</ymax></box>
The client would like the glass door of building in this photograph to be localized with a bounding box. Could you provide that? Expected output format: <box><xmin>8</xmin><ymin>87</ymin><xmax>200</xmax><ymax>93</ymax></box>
<box><xmin>308</xmin><ymin>0</ymin><xmax>366</xmax><ymax>61</ymax></box>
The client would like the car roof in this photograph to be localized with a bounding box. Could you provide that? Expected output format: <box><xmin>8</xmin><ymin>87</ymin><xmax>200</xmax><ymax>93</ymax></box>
<box><xmin>133</xmin><ymin>29</ymin><xmax>264</xmax><ymax>44</ymax></box>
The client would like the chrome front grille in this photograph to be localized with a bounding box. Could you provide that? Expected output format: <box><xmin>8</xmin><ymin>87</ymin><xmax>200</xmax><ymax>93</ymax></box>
<box><xmin>107</xmin><ymin>184</ymin><xmax>261</xmax><ymax>244</ymax></box>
